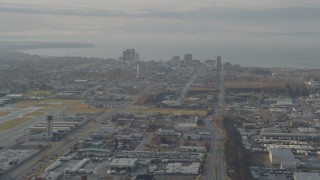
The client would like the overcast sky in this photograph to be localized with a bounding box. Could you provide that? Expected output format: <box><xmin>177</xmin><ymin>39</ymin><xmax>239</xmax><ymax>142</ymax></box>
<box><xmin>0</xmin><ymin>0</ymin><xmax>320</xmax><ymax>67</ymax></box>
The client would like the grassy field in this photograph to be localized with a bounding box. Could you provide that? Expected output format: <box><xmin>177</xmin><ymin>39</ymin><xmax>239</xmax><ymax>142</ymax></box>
<box><xmin>25</xmin><ymin>90</ymin><xmax>53</xmax><ymax>97</ymax></box>
<box><xmin>66</xmin><ymin>101</ymin><xmax>107</xmax><ymax>113</ymax></box>
<box><xmin>0</xmin><ymin>111</ymin><xmax>10</xmax><ymax>116</ymax></box>
<box><xmin>0</xmin><ymin>99</ymin><xmax>107</xmax><ymax>131</ymax></box>
<box><xmin>16</xmin><ymin>99</ymin><xmax>107</xmax><ymax>113</ymax></box>
<box><xmin>46</xmin><ymin>99</ymin><xmax>78</xmax><ymax>103</ymax></box>
<box><xmin>126</xmin><ymin>105</ymin><xmax>207</xmax><ymax>116</ymax></box>
<box><xmin>15</xmin><ymin>101</ymin><xmax>40</xmax><ymax>108</ymax></box>
<box><xmin>0</xmin><ymin>117</ymin><xmax>32</xmax><ymax>131</ymax></box>
<box><xmin>25</xmin><ymin>111</ymin><xmax>46</xmax><ymax>117</ymax></box>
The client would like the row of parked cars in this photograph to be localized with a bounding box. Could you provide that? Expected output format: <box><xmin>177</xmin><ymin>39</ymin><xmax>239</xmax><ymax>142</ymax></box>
<box><xmin>116</xmin><ymin>151</ymin><xmax>202</xmax><ymax>162</ymax></box>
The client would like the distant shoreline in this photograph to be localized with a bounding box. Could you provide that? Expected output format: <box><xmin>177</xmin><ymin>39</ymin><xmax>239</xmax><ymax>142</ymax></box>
<box><xmin>1</xmin><ymin>41</ymin><xmax>318</xmax><ymax>69</ymax></box>
<box><xmin>0</xmin><ymin>41</ymin><xmax>95</xmax><ymax>51</ymax></box>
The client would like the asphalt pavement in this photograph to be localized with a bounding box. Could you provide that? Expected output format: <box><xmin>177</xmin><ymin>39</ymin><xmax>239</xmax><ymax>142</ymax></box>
<box><xmin>0</xmin><ymin>106</ymin><xmax>68</xmax><ymax>148</ymax></box>
<box><xmin>178</xmin><ymin>71</ymin><xmax>197</xmax><ymax>104</ymax></box>
<box><xmin>205</xmin><ymin>64</ymin><xmax>226</xmax><ymax>180</ymax></box>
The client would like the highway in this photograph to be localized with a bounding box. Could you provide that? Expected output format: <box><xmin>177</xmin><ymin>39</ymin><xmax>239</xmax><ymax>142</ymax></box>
<box><xmin>176</xmin><ymin>65</ymin><xmax>226</xmax><ymax>180</ymax></box>
<box><xmin>177</xmin><ymin>64</ymin><xmax>226</xmax><ymax>180</ymax></box>
<box><xmin>205</xmin><ymin>63</ymin><xmax>226</xmax><ymax>180</ymax></box>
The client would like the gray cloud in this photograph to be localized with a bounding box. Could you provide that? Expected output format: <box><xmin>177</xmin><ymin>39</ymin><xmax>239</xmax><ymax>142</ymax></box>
<box><xmin>0</xmin><ymin>1</ymin><xmax>320</xmax><ymax>67</ymax></box>
<box><xmin>1</xmin><ymin>3</ymin><xmax>320</xmax><ymax>21</ymax></box>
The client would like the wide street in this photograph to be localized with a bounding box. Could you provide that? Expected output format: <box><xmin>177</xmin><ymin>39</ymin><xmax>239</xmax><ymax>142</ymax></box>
<box><xmin>205</xmin><ymin>63</ymin><xmax>225</xmax><ymax>180</ymax></box>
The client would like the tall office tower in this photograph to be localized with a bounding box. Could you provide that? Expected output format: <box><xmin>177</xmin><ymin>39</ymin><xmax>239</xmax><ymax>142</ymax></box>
<box><xmin>169</xmin><ymin>56</ymin><xmax>181</xmax><ymax>66</ymax></box>
<box><xmin>217</xmin><ymin>56</ymin><xmax>222</xmax><ymax>71</ymax></box>
<box><xmin>136</xmin><ymin>62</ymin><xmax>151</xmax><ymax>79</ymax></box>
<box><xmin>134</xmin><ymin>52</ymin><xmax>139</xmax><ymax>62</ymax></box>
<box><xmin>123</xmin><ymin>49</ymin><xmax>139</xmax><ymax>62</ymax></box>
<box><xmin>136</xmin><ymin>63</ymin><xmax>140</xmax><ymax>79</ymax></box>
<box><xmin>216</xmin><ymin>56</ymin><xmax>222</xmax><ymax>87</ymax></box>
<box><xmin>171</xmin><ymin>56</ymin><xmax>180</xmax><ymax>62</ymax></box>
<box><xmin>184</xmin><ymin>54</ymin><xmax>193</xmax><ymax>62</ymax></box>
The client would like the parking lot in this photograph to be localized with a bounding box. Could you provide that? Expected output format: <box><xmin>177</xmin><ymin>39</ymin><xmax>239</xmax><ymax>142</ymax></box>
<box><xmin>115</xmin><ymin>151</ymin><xmax>204</xmax><ymax>162</ymax></box>
<box><xmin>250</xmin><ymin>167</ymin><xmax>294</xmax><ymax>180</ymax></box>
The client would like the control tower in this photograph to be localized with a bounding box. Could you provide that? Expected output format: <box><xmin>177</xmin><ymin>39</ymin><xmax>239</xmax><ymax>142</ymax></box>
<box><xmin>47</xmin><ymin>115</ymin><xmax>53</xmax><ymax>140</ymax></box>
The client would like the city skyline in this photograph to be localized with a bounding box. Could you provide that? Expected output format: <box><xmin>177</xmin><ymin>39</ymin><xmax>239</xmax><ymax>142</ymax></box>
<box><xmin>0</xmin><ymin>1</ymin><xmax>320</xmax><ymax>179</ymax></box>
<box><xmin>0</xmin><ymin>0</ymin><xmax>320</xmax><ymax>67</ymax></box>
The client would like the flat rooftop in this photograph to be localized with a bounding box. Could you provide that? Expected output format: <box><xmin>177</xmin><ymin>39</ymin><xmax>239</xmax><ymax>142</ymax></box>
<box><xmin>294</xmin><ymin>172</ymin><xmax>320</xmax><ymax>180</ymax></box>
<box><xmin>110</xmin><ymin>158</ymin><xmax>138</xmax><ymax>167</ymax></box>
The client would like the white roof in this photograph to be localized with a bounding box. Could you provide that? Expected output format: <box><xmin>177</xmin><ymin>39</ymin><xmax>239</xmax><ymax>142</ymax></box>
<box><xmin>6</xmin><ymin>94</ymin><xmax>24</xmax><ymax>98</ymax></box>
<box><xmin>269</xmin><ymin>148</ymin><xmax>295</xmax><ymax>161</ymax></box>
<box><xmin>294</xmin><ymin>172</ymin><xmax>320</xmax><ymax>180</ymax></box>
<box><xmin>178</xmin><ymin>123</ymin><xmax>197</xmax><ymax>128</ymax></box>
<box><xmin>277</xmin><ymin>99</ymin><xmax>293</xmax><ymax>105</ymax></box>
<box><xmin>110</xmin><ymin>158</ymin><xmax>137</xmax><ymax>167</ymax></box>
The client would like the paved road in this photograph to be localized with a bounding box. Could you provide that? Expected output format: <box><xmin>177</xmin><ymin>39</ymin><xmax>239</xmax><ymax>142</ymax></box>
<box><xmin>205</xmin><ymin>64</ymin><xmax>226</xmax><ymax>180</ymax></box>
<box><xmin>178</xmin><ymin>71</ymin><xmax>197</xmax><ymax>104</ymax></box>
<box><xmin>134</xmin><ymin>132</ymin><xmax>153</xmax><ymax>151</ymax></box>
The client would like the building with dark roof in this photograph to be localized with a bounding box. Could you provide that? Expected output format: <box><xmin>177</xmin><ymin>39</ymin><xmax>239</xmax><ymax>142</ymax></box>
<box><xmin>135</xmin><ymin>174</ymin><xmax>155</xmax><ymax>180</ymax></box>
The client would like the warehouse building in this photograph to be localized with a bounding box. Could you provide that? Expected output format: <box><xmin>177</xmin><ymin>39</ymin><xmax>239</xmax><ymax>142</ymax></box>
<box><xmin>165</xmin><ymin>162</ymin><xmax>200</xmax><ymax>175</ymax></box>
<box><xmin>269</xmin><ymin>148</ymin><xmax>295</xmax><ymax>165</ymax></box>
<box><xmin>109</xmin><ymin>158</ymin><xmax>138</xmax><ymax>171</ymax></box>
<box><xmin>294</xmin><ymin>172</ymin><xmax>320</xmax><ymax>180</ymax></box>
<box><xmin>298</xmin><ymin>127</ymin><xmax>317</xmax><ymax>133</ymax></box>
<box><xmin>260</xmin><ymin>132</ymin><xmax>320</xmax><ymax>141</ymax></box>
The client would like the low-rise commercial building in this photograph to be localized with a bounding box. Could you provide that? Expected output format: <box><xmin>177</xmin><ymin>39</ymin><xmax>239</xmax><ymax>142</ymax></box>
<box><xmin>269</xmin><ymin>148</ymin><xmax>295</xmax><ymax>165</ymax></box>
<box><xmin>109</xmin><ymin>158</ymin><xmax>138</xmax><ymax>171</ymax></box>
<box><xmin>294</xmin><ymin>172</ymin><xmax>320</xmax><ymax>180</ymax></box>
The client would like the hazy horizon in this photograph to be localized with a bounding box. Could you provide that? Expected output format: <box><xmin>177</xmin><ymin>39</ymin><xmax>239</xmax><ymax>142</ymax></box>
<box><xmin>1</xmin><ymin>0</ymin><xmax>320</xmax><ymax>67</ymax></box>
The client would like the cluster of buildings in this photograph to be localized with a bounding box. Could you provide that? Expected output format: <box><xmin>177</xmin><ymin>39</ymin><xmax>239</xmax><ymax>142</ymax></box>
<box><xmin>222</xmin><ymin>66</ymin><xmax>320</xmax><ymax>179</ymax></box>
<box><xmin>164</xmin><ymin>162</ymin><xmax>200</xmax><ymax>175</ymax></box>
<box><xmin>36</xmin><ymin>111</ymin><xmax>208</xmax><ymax>179</ymax></box>
<box><xmin>0</xmin><ymin>149</ymin><xmax>38</xmax><ymax>176</ymax></box>
<box><xmin>4</xmin><ymin>48</ymin><xmax>320</xmax><ymax>179</ymax></box>
<box><xmin>29</xmin><ymin>115</ymin><xmax>89</xmax><ymax>141</ymax></box>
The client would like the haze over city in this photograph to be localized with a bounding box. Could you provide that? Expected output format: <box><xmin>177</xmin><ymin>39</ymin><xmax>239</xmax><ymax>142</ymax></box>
<box><xmin>1</xmin><ymin>0</ymin><xmax>320</xmax><ymax>67</ymax></box>
<box><xmin>1</xmin><ymin>1</ymin><xmax>320</xmax><ymax>180</ymax></box>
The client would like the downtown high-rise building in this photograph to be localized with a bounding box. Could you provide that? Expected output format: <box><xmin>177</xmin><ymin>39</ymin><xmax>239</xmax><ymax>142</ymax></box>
<box><xmin>184</xmin><ymin>53</ymin><xmax>193</xmax><ymax>66</ymax></box>
<box><xmin>184</xmin><ymin>54</ymin><xmax>192</xmax><ymax>61</ymax></box>
<box><xmin>217</xmin><ymin>56</ymin><xmax>222</xmax><ymax>71</ymax></box>
<box><xmin>136</xmin><ymin>62</ymin><xmax>151</xmax><ymax>79</ymax></box>
<box><xmin>123</xmin><ymin>49</ymin><xmax>139</xmax><ymax>62</ymax></box>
